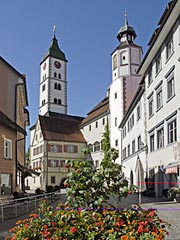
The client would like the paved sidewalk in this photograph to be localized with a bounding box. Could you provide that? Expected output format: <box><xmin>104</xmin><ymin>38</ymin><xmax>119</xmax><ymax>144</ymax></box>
<box><xmin>141</xmin><ymin>198</ymin><xmax>180</xmax><ymax>240</ymax></box>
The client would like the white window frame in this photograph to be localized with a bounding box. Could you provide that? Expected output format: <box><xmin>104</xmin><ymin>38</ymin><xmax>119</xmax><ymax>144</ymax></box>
<box><xmin>157</xmin><ymin>127</ymin><xmax>164</xmax><ymax>149</ymax></box>
<box><xmin>156</xmin><ymin>86</ymin><xmax>163</xmax><ymax>110</ymax></box>
<box><xmin>137</xmin><ymin>104</ymin><xmax>141</xmax><ymax>121</ymax></box>
<box><xmin>155</xmin><ymin>54</ymin><xmax>162</xmax><ymax>75</ymax></box>
<box><xmin>4</xmin><ymin>139</ymin><xmax>12</xmax><ymax>159</ymax></box>
<box><xmin>148</xmin><ymin>96</ymin><xmax>154</xmax><ymax>118</ymax></box>
<box><xmin>166</xmin><ymin>36</ymin><xmax>174</xmax><ymax>60</ymax></box>
<box><xmin>149</xmin><ymin>133</ymin><xmax>155</xmax><ymax>152</ymax></box>
<box><xmin>167</xmin><ymin>117</ymin><xmax>177</xmax><ymax>144</ymax></box>
<box><xmin>167</xmin><ymin>71</ymin><xmax>175</xmax><ymax>100</ymax></box>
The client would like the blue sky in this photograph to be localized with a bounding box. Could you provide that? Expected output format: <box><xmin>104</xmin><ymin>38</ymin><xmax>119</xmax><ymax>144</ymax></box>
<box><xmin>0</xmin><ymin>0</ymin><xmax>170</xmax><ymax>147</ymax></box>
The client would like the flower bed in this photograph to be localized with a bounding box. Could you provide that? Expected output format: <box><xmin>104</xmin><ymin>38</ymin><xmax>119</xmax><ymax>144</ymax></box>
<box><xmin>6</xmin><ymin>200</ymin><xmax>169</xmax><ymax>240</ymax></box>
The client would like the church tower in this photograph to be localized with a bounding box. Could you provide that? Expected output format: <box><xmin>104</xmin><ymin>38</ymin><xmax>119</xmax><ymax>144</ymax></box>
<box><xmin>39</xmin><ymin>27</ymin><xmax>68</xmax><ymax>116</ymax></box>
<box><xmin>109</xmin><ymin>13</ymin><xmax>142</xmax><ymax>149</ymax></box>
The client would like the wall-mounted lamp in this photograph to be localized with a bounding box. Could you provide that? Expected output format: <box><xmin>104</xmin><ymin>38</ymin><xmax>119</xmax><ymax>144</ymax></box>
<box><xmin>139</xmin><ymin>141</ymin><xmax>148</xmax><ymax>153</ymax></box>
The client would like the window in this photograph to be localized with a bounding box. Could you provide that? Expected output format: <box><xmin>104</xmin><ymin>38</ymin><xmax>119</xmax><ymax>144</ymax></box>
<box><xmin>113</xmin><ymin>54</ymin><xmax>117</xmax><ymax>70</ymax></box>
<box><xmin>122</xmin><ymin>147</ymin><xmax>126</xmax><ymax>159</ymax></box>
<box><xmin>48</xmin><ymin>160</ymin><xmax>59</xmax><ymax>168</ymax></box>
<box><xmin>58</xmin><ymin>84</ymin><xmax>61</xmax><ymax>90</ymax></box>
<box><xmin>114</xmin><ymin>92</ymin><xmax>117</xmax><ymax>99</ymax></box>
<box><xmin>64</xmin><ymin>145</ymin><xmax>78</xmax><ymax>153</ymax></box>
<box><xmin>42</xmin><ymin>99</ymin><xmax>45</xmax><ymax>106</ymax></box>
<box><xmin>123</xmin><ymin>126</ymin><xmax>126</xmax><ymax>138</ymax></box>
<box><xmin>102</xmin><ymin>118</ymin><xmax>105</xmax><ymax>125</ymax></box>
<box><xmin>137</xmin><ymin>136</ymin><xmax>141</xmax><ymax>151</ymax></box>
<box><xmin>89</xmin><ymin>125</ymin><xmax>91</xmax><ymax>131</ymax></box>
<box><xmin>94</xmin><ymin>142</ymin><xmax>100</xmax><ymax>152</ymax></box>
<box><xmin>54</xmin><ymin>83</ymin><xmax>57</xmax><ymax>89</ymax></box>
<box><xmin>1</xmin><ymin>174</ymin><xmax>12</xmax><ymax>194</ymax></box>
<box><xmin>166</xmin><ymin>70</ymin><xmax>175</xmax><ymax>100</ymax></box>
<box><xmin>115</xmin><ymin>117</ymin><xmax>117</xmax><ymax>127</ymax></box>
<box><xmin>60</xmin><ymin>160</ymin><xmax>66</xmax><ymax>168</ymax></box>
<box><xmin>148</xmin><ymin>68</ymin><xmax>153</xmax><ymax>85</ymax></box>
<box><xmin>148</xmin><ymin>96</ymin><xmax>154</xmax><ymax>118</ymax></box>
<box><xmin>95</xmin><ymin>121</ymin><xmax>98</xmax><ymax>128</ymax></box>
<box><xmin>51</xmin><ymin>176</ymin><xmax>56</xmax><ymax>184</ymax></box>
<box><xmin>50</xmin><ymin>144</ymin><xmax>59</xmax><ymax>153</ymax></box>
<box><xmin>58</xmin><ymin>73</ymin><xmax>61</xmax><ymax>79</ymax></box>
<box><xmin>115</xmin><ymin>139</ymin><xmax>118</xmax><ymax>147</ymax></box>
<box><xmin>54</xmin><ymin>98</ymin><xmax>57</xmax><ymax>104</ymax></box>
<box><xmin>132</xmin><ymin>140</ymin><xmax>135</xmax><ymax>154</ymax></box>
<box><xmin>150</xmin><ymin>133</ymin><xmax>155</xmax><ymax>152</ymax></box>
<box><xmin>4</xmin><ymin>139</ymin><xmax>12</xmax><ymax>159</ymax></box>
<box><xmin>128</xmin><ymin>144</ymin><xmax>130</xmax><ymax>157</ymax></box>
<box><xmin>156</xmin><ymin>87</ymin><xmax>163</xmax><ymax>110</ymax></box>
<box><xmin>54</xmin><ymin>72</ymin><xmax>57</xmax><ymax>78</ymax></box>
<box><xmin>137</xmin><ymin>104</ymin><xmax>141</xmax><ymax>121</ymax></box>
<box><xmin>58</xmin><ymin>99</ymin><xmax>62</xmax><ymax>105</ymax></box>
<box><xmin>88</xmin><ymin>144</ymin><xmax>93</xmax><ymax>152</ymax></box>
<box><xmin>157</xmin><ymin>127</ymin><xmax>164</xmax><ymax>149</ymax></box>
<box><xmin>168</xmin><ymin>118</ymin><xmax>177</xmax><ymax>144</ymax></box>
<box><xmin>166</xmin><ymin>36</ymin><xmax>174</xmax><ymax>60</ymax></box>
<box><xmin>155</xmin><ymin>54</ymin><xmax>161</xmax><ymax>74</ymax></box>
<box><xmin>42</xmin><ymin>84</ymin><xmax>46</xmax><ymax>92</ymax></box>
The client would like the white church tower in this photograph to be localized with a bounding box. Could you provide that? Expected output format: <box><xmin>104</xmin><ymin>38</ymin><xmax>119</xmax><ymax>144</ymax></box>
<box><xmin>109</xmin><ymin>13</ymin><xmax>142</xmax><ymax>149</ymax></box>
<box><xmin>39</xmin><ymin>27</ymin><xmax>68</xmax><ymax>116</ymax></box>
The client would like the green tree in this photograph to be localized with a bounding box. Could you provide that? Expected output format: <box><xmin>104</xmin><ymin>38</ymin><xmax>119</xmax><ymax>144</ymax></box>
<box><xmin>65</xmin><ymin>123</ymin><xmax>136</xmax><ymax>208</ymax></box>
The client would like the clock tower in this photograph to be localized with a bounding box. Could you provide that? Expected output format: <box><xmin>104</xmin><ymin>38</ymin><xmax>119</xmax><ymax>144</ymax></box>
<box><xmin>39</xmin><ymin>28</ymin><xmax>68</xmax><ymax>116</ymax></box>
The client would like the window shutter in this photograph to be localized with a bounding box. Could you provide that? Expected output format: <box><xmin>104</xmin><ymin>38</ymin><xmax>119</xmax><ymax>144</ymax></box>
<box><xmin>59</xmin><ymin>145</ymin><xmax>62</xmax><ymax>152</ymax></box>
<box><xmin>74</xmin><ymin>146</ymin><xmax>78</xmax><ymax>153</ymax></box>
<box><xmin>64</xmin><ymin>145</ymin><xmax>67</xmax><ymax>152</ymax></box>
<box><xmin>47</xmin><ymin>144</ymin><xmax>51</xmax><ymax>152</ymax></box>
<box><xmin>48</xmin><ymin>160</ymin><xmax>51</xmax><ymax>167</ymax></box>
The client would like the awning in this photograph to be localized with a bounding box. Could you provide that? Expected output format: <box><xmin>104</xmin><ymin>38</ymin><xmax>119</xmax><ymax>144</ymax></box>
<box><xmin>165</xmin><ymin>162</ymin><xmax>179</xmax><ymax>174</ymax></box>
<box><xmin>17</xmin><ymin>162</ymin><xmax>40</xmax><ymax>177</ymax></box>
<box><xmin>165</xmin><ymin>166</ymin><xmax>178</xmax><ymax>174</ymax></box>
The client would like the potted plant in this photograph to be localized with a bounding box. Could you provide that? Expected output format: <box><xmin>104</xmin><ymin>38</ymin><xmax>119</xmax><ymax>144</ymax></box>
<box><xmin>168</xmin><ymin>186</ymin><xmax>180</xmax><ymax>202</ymax></box>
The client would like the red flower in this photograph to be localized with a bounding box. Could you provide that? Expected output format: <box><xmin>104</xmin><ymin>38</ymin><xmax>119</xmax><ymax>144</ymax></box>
<box><xmin>24</xmin><ymin>223</ymin><xmax>29</xmax><ymax>229</ymax></box>
<box><xmin>137</xmin><ymin>224</ymin><xmax>144</xmax><ymax>233</ymax></box>
<box><xmin>64</xmin><ymin>183</ymin><xmax>68</xmax><ymax>188</ymax></box>
<box><xmin>65</xmin><ymin>164</ymin><xmax>70</xmax><ymax>169</ymax></box>
<box><xmin>51</xmin><ymin>221</ymin><xmax>56</xmax><ymax>227</ymax></box>
<box><xmin>43</xmin><ymin>224</ymin><xmax>48</xmax><ymax>229</ymax></box>
<box><xmin>70</xmin><ymin>227</ymin><xmax>77</xmax><ymax>233</ymax></box>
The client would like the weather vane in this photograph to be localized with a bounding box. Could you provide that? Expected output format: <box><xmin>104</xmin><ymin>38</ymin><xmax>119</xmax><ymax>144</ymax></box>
<box><xmin>53</xmin><ymin>24</ymin><xmax>56</xmax><ymax>36</ymax></box>
<box><xmin>125</xmin><ymin>10</ymin><xmax>128</xmax><ymax>25</ymax></box>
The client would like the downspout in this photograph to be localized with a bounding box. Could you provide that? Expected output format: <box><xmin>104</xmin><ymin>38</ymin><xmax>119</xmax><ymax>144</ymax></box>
<box><xmin>15</xmin><ymin>137</ymin><xmax>25</xmax><ymax>187</ymax></box>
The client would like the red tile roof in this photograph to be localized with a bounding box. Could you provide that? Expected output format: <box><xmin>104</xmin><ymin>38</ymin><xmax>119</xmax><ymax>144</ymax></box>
<box><xmin>39</xmin><ymin>114</ymin><xmax>86</xmax><ymax>143</ymax></box>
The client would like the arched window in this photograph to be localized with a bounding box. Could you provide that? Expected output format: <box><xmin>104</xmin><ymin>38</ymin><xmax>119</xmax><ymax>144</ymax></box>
<box><xmin>58</xmin><ymin>73</ymin><xmax>61</xmax><ymax>79</ymax></box>
<box><xmin>94</xmin><ymin>141</ymin><xmax>100</xmax><ymax>152</ymax></box>
<box><xmin>54</xmin><ymin>98</ymin><xmax>57</xmax><ymax>104</ymax></box>
<box><xmin>54</xmin><ymin>72</ymin><xmax>57</xmax><ymax>78</ymax></box>
<box><xmin>58</xmin><ymin>83</ymin><xmax>61</xmax><ymax>90</ymax></box>
<box><xmin>54</xmin><ymin>83</ymin><xmax>57</xmax><ymax>89</ymax></box>
<box><xmin>88</xmin><ymin>144</ymin><xmax>93</xmax><ymax>152</ymax></box>
<box><xmin>58</xmin><ymin>99</ymin><xmax>62</xmax><ymax>105</ymax></box>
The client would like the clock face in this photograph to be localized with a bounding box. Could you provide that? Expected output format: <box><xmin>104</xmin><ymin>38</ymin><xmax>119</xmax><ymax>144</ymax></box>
<box><xmin>43</xmin><ymin>62</ymin><xmax>46</xmax><ymax>70</ymax></box>
<box><xmin>54</xmin><ymin>61</ymin><xmax>61</xmax><ymax>69</ymax></box>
